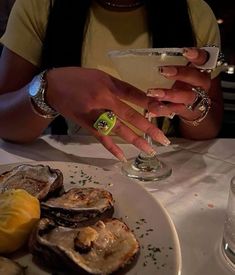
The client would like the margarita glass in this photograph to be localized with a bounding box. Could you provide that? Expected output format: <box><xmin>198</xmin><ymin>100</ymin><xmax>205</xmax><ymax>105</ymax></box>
<box><xmin>109</xmin><ymin>48</ymin><xmax>187</xmax><ymax>181</ymax></box>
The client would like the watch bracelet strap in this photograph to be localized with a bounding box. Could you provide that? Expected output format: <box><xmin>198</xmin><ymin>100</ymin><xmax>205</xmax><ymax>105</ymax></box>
<box><xmin>30</xmin><ymin>70</ymin><xmax>59</xmax><ymax>119</ymax></box>
<box><xmin>30</xmin><ymin>97</ymin><xmax>59</xmax><ymax>119</ymax></box>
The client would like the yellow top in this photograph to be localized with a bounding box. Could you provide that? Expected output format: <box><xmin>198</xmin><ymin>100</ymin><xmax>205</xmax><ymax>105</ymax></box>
<box><xmin>0</xmin><ymin>0</ymin><xmax>221</xmax><ymax>135</ymax></box>
<box><xmin>1</xmin><ymin>0</ymin><xmax>221</xmax><ymax>71</ymax></box>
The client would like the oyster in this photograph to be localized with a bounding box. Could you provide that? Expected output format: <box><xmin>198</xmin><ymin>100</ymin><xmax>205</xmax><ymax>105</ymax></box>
<box><xmin>29</xmin><ymin>218</ymin><xmax>140</xmax><ymax>274</ymax></box>
<box><xmin>41</xmin><ymin>187</ymin><xmax>114</xmax><ymax>227</ymax></box>
<box><xmin>0</xmin><ymin>257</ymin><xmax>26</xmax><ymax>275</ymax></box>
<box><xmin>0</xmin><ymin>164</ymin><xmax>64</xmax><ymax>201</ymax></box>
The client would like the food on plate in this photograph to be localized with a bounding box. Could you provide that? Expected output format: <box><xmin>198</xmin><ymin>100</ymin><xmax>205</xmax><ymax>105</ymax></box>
<box><xmin>29</xmin><ymin>218</ymin><xmax>140</xmax><ymax>275</ymax></box>
<box><xmin>41</xmin><ymin>187</ymin><xmax>114</xmax><ymax>227</ymax></box>
<box><xmin>0</xmin><ymin>163</ymin><xmax>140</xmax><ymax>274</ymax></box>
<box><xmin>0</xmin><ymin>164</ymin><xmax>64</xmax><ymax>201</ymax></box>
<box><xmin>0</xmin><ymin>256</ymin><xmax>25</xmax><ymax>275</ymax></box>
<box><xmin>0</xmin><ymin>189</ymin><xmax>40</xmax><ymax>254</ymax></box>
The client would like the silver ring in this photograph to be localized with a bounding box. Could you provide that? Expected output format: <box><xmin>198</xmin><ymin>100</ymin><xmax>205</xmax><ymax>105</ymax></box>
<box><xmin>186</xmin><ymin>87</ymin><xmax>211</xmax><ymax>112</ymax></box>
<box><xmin>182</xmin><ymin>87</ymin><xmax>211</xmax><ymax>126</ymax></box>
<box><xmin>217</xmin><ymin>51</ymin><xmax>227</xmax><ymax>67</ymax></box>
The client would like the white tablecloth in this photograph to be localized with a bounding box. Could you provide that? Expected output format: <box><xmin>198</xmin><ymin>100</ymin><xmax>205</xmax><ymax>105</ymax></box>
<box><xmin>0</xmin><ymin>135</ymin><xmax>235</xmax><ymax>275</ymax></box>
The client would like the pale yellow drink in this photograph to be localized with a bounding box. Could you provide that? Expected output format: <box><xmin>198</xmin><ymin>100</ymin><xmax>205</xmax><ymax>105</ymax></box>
<box><xmin>109</xmin><ymin>48</ymin><xmax>188</xmax><ymax>91</ymax></box>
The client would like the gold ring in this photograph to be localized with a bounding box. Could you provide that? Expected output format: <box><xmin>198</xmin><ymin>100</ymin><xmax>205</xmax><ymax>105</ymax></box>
<box><xmin>93</xmin><ymin>111</ymin><xmax>117</xmax><ymax>135</ymax></box>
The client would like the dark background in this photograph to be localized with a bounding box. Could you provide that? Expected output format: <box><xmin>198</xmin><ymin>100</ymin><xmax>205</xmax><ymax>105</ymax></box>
<box><xmin>205</xmin><ymin>0</ymin><xmax>235</xmax><ymax>65</ymax></box>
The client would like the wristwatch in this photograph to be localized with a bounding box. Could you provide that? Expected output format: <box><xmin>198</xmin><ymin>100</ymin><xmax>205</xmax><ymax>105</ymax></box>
<box><xmin>28</xmin><ymin>70</ymin><xmax>59</xmax><ymax>119</ymax></box>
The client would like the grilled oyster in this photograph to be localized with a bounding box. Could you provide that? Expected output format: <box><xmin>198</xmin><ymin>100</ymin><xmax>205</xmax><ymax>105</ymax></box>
<box><xmin>0</xmin><ymin>257</ymin><xmax>25</xmax><ymax>275</ymax></box>
<box><xmin>29</xmin><ymin>218</ymin><xmax>140</xmax><ymax>275</ymax></box>
<box><xmin>0</xmin><ymin>164</ymin><xmax>64</xmax><ymax>201</ymax></box>
<box><xmin>41</xmin><ymin>187</ymin><xmax>114</xmax><ymax>227</ymax></box>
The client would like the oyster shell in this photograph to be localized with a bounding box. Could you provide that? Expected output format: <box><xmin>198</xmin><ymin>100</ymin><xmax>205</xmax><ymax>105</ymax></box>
<box><xmin>41</xmin><ymin>187</ymin><xmax>114</xmax><ymax>227</ymax></box>
<box><xmin>0</xmin><ymin>164</ymin><xmax>64</xmax><ymax>201</ymax></box>
<box><xmin>29</xmin><ymin>218</ymin><xmax>140</xmax><ymax>275</ymax></box>
<box><xmin>0</xmin><ymin>257</ymin><xmax>25</xmax><ymax>275</ymax></box>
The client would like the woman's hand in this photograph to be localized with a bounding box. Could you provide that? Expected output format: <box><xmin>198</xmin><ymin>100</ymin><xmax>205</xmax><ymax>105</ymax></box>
<box><xmin>147</xmin><ymin>47</ymin><xmax>223</xmax><ymax>139</ymax></box>
<box><xmin>46</xmin><ymin>67</ymin><xmax>170</xmax><ymax>161</ymax></box>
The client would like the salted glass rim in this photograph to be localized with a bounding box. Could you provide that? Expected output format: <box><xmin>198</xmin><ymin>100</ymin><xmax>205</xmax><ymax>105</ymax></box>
<box><xmin>108</xmin><ymin>47</ymin><xmax>184</xmax><ymax>58</ymax></box>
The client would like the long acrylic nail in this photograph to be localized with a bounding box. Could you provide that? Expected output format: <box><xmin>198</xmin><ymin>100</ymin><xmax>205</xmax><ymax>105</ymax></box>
<box><xmin>148</xmin><ymin>149</ymin><xmax>157</xmax><ymax>157</ymax></box>
<box><xmin>141</xmin><ymin>143</ymin><xmax>157</xmax><ymax>156</ymax></box>
<box><xmin>168</xmin><ymin>112</ymin><xmax>176</xmax><ymax>119</ymax></box>
<box><xmin>183</xmin><ymin>47</ymin><xmax>198</xmax><ymax>59</ymax></box>
<box><xmin>117</xmin><ymin>153</ymin><xmax>127</xmax><ymax>163</ymax></box>
<box><xmin>157</xmin><ymin>134</ymin><xmax>171</xmax><ymax>146</ymax></box>
<box><xmin>146</xmin><ymin>147</ymin><xmax>157</xmax><ymax>157</ymax></box>
<box><xmin>146</xmin><ymin>112</ymin><xmax>157</xmax><ymax>119</ymax></box>
<box><xmin>159</xmin><ymin>66</ymin><xmax>178</xmax><ymax>76</ymax></box>
<box><xmin>147</xmin><ymin>89</ymin><xmax>166</xmax><ymax>98</ymax></box>
<box><xmin>162</xmin><ymin>136</ymin><xmax>171</xmax><ymax>146</ymax></box>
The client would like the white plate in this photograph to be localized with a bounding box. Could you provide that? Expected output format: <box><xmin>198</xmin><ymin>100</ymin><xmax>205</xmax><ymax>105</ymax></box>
<box><xmin>0</xmin><ymin>161</ymin><xmax>182</xmax><ymax>275</ymax></box>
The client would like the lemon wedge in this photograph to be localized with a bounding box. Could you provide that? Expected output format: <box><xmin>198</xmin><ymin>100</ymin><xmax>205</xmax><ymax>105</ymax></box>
<box><xmin>0</xmin><ymin>189</ymin><xmax>40</xmax><ymax>254</ymax></box>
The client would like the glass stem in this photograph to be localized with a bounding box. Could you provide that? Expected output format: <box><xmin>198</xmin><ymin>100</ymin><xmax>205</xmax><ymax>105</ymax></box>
<box><xmin>138</xmin><ymin>109</ymin><xmax>154</xmax><ymax>160</ymax></box>
<box><xmin>144</xmin><ymin>113</ymin><xmax>153</xmax><ymax>146</ymax></box>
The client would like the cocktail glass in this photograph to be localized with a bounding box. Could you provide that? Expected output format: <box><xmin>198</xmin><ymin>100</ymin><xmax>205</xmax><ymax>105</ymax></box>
<box><xmin>108</xmin><ymin>48</ymin><xmax>187</xmax><ymax>181</ymax></box>
<box><xmin>221</xmin><ymin>176</ymin><xmax>235</xmax><ymax>270</ymax></box>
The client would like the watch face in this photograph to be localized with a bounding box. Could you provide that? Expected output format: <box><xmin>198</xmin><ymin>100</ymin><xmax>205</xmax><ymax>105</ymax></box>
<box><xmin>29</xmin><ymin>76</ymin><xmax>41</xmax><ymax>97</ymax></box>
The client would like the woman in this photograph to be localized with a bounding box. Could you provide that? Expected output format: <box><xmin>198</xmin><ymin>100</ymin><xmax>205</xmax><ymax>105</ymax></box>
<box><xmin>0</xmin><ymin>0</ymin><xmax>223</xmax><ymax>161</ymax></box>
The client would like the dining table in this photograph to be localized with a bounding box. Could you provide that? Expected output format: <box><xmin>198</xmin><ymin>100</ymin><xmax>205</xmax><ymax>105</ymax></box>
<box><xmin>0</xmin><ymin>134</ymin><xmax>234</xmax><ymax>275</ymax></box>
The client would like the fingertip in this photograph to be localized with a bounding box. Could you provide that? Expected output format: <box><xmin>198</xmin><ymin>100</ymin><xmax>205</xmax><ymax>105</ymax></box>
<box><xmin>162</xmin><ymin>136</ymin><xmax>171</xmax><ymax>146</ymax></box>
<box><xmin>110</xmin><ymin>145</ymin><xmax>127</xmax><ymax>162</ymax></box>
<box><xmin>159</xmin><ymin>66</ymin><xmax>178</xmax><ymax>77</ymax></box>
<box><xmin>183</xmin><ymin>47</ymin><xmax>199</xmax><ymax>60</ymax></box>
<box><xmin>147</xmin><ymin>88</ymin><xmax>166</xmax><ymax>98</ymax></box>
<box><xmin>117</xmin><ymin>153</ymin><xmax>127</xmax><ymax>163</ymax></box>
<box><xmin>183</xmin><ymin>47</ymin><xmax>209</xmax><ymax>66</ymax></box>
<box><xmin>156</xmin><ymin>131</ymin><xmax>171</xmax><ymax>146</ymax></box>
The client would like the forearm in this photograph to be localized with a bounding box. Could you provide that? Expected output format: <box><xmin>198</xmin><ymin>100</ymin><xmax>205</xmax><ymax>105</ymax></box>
<box><xmin>0</xmin><ymin>86</ymin><xmax>52</xmax><ymax>143</ymax></box>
